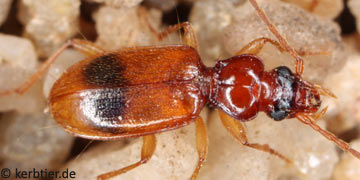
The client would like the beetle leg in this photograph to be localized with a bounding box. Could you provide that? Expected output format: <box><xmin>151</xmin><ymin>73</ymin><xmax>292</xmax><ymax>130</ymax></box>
<box><xmin>236</xmin><ymin>37</ymin><xmax>329</xmax><ymax>57</ymax></box>
<box><xmin>97</xmin><ymin>134</ymin><xmax>157</xmax><ymax>180</ymax></box>
<box><xmin>190</xmin><ymin>116</ymin><xmax>209</xmax><ymax>180</ymax></box>
<box><xmin>152</xmin><ymin>21</ymin><xmax>199</xmax><ymax>51</ymax></box>
<box><xmin>157</xmin><ymin>22</ymin><xmax>199</xmax><ymax>51</ymax></box>
<box><xmin>235</xmin><ymin>37</ymin><xmax>285</xmax><ymax>55</ymax></box>
<box><xmin>218</xmin><ymin>110</ymin><xmax>292</xmax><ymax>164</ymax></box>
<box><xmin>71</xmin><ymin>39</ymin><xmax>106</xmax><ymax>56</ymax></box>
<box><xmin>0</xmin><ymin>39</ymin><xmax>105</xmax><ymax>97</ymax></box>
<box><xmin>138</xmin><ymin>8</ymin><xmax>199</xmax><ymax>51</ymax></box>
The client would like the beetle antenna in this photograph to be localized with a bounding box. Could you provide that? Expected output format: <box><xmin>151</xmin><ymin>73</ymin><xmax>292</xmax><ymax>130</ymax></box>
<box><xmin>296</xmin><ymin>113</ymin><xmax>360</xmax><ymax>160</ymax></box>
<box><xmin>248</xmin><ymin>0</ymin><xmax>304</xmax><ymax>75</ymax></box>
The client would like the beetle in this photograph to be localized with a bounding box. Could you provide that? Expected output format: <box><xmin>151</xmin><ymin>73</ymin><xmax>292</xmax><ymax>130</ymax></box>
<box><xmin>0</xmin><ymin>0</ymin><xmax>359</xmax><ymax>179</ymax></box>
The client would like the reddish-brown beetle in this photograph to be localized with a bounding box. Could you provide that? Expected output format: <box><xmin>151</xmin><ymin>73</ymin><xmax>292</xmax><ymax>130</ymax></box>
<box><xmin>0</xmin><ymin>0</ymin><xmax>359</xmax><ymax>179</ymax></box>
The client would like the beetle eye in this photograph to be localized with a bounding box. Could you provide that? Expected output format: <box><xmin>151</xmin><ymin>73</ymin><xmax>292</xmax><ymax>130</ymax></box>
<box><xmin>268</xmin><ymin>66</ymin><xmax>294</xmax><ymax>121</ymax></box>
<box><xmin>276</xmin><ymin>66</ymin><xmax>292</xmax><ymax>77</ymax></box>
<box><xmin>269</xmin><ymin>108</ymin><xmax>288</xmax><ymax>121</ymax></box>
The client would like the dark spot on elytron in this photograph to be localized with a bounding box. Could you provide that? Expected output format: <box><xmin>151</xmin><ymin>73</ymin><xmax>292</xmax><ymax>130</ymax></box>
<box><xmin>94</xmin><ymin>88</ymin><xmax>126</xmax><ymax>119</ymax></box>
<box><xmin>83</xmin><ymin>54</ymin><xmax>127</xmax><ymax>87</ymax></box>
<box><xmin>86</xmin><ymin>88</ymin><xmax>128</xmax><ymax>133</ymax></box>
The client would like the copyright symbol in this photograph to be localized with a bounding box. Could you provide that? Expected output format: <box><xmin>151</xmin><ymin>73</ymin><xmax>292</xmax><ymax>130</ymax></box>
<box><xmin>1</xmin><ymin>168</ymin><xmax>10</xmax><ymax>178</ymax></box>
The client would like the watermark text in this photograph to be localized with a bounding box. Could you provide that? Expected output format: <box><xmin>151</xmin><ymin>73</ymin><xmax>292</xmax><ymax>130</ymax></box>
<box><xmin>1</xmin><ymin>168</ymin><xmax>76</xmax><ymax>179</ymax></box>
